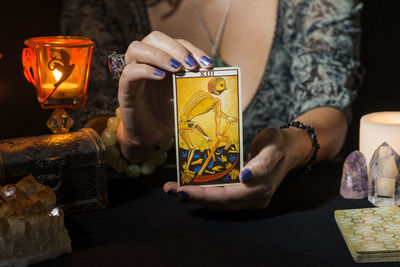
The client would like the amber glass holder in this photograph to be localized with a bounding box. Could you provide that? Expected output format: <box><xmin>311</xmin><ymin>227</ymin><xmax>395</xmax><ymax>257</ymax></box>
<box><xmin>22</xmin><ymin>36</ymin><xmax>94</xmax><ymax>133</ymax></box>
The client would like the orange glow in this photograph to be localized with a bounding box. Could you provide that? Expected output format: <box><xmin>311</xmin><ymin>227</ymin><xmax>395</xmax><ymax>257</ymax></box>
<box><xmin>53</xmin><ymin>69</ymin><xmax>62</xmax><ymax>82</ymax></box>
<box><xmin>22</xmin><ymin>36</ymin><xmax>94</xmax><ymax>109</ymax></box>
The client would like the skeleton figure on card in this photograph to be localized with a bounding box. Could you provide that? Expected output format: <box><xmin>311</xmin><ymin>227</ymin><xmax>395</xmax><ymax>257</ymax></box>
<box><xmin>174</xmin><ymin>67</ymin><xmax>243</xmax><ymax>187</ymax></box>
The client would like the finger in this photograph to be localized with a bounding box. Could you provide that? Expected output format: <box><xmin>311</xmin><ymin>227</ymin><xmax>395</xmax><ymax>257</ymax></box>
<box><xmin>118</xmin><ymin>63</ymin><xmax>165</xmax><ymax>105</ymax></box>
<box><xmin>163</xmin><ymin>181</ymin><xmax>179</xmax><ymax>195</ymax></box>
<box><xmin>176</xmin><ymin>185</ymin><xmax>268</xmax><ymax>210</ymax></box>
<box><xmin>176</xmin><ymin>184</ymin><xmax>261</xmax><ymax>205</ymax></box>
<box><xmin>176</xmin><ymin>39</ymin><xmax>214</xmax><ymax>68</ymax></box>
<box><xmin>240</xmin><ymin>146</ymin><xmax>283</xmax><ymax>185</ymax></box>
<box><xmin>120</xmin><ymin>63</ymin><xmax>165</xmax><ymax>86</ymax></box>
<box><xmin>124</xmin><ymin>41</ymin><xmax>183</xmax><ymax>72</ymax></box>
<box><xmin>142</xmin><ymin>31</ymin><xmax>198</xmax><ymax>70</ymax></box>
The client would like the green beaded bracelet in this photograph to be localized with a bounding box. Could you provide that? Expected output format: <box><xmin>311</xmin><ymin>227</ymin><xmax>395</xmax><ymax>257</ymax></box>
<box><xmin>101</xmin><ymin>107</ymin><xmax>174</xmax><ymax>178</ymax></box>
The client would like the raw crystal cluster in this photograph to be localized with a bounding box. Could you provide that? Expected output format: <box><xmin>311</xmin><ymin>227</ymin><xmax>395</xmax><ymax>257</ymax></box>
<box><xmin>340</xmin><ymin>151</ymin><xmax>368</xmax><ymax>199</ymax></box>
<box><xmin>369</xmin><ymin>142</ymin><xmax>400</xmax><ymax>206</ymax></box>
<box><xmin>0</xmin><ymin>175</ymin><xmax>71</xmax><ymax>266</ymax></box>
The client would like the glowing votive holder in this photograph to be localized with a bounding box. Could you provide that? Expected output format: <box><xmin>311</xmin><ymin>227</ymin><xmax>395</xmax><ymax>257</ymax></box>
<box><xmin>22</xmin><ymin>36</ymin><xmax>94</xmax><ymax>133</ymax></box>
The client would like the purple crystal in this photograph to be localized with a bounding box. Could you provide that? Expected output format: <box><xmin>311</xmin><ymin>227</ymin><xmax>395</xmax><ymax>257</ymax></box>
<box><xmin>340</xmin><ymin>150</ymin><xmax>368</xmax><ymax>199</ymax></box>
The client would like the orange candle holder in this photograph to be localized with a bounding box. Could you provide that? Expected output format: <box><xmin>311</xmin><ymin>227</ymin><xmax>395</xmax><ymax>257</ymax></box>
<box><xmin>22</xmin><ymin>36</ymin><xmax>94</xmax><ymax>133</ymax></box>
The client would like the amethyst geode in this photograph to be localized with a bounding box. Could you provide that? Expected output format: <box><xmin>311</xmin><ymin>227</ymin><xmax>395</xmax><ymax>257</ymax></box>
<box><xmin>340</xmin><ymin>150</ymin><xmax>368</xmax><ymax>199</ymax></box>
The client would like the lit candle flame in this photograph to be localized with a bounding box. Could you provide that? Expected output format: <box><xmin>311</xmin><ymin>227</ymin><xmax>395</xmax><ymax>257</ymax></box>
<box><xmin>53</xmin><ymin>69</ymin><xmax>62</xmax><ymax>82</ymax></box>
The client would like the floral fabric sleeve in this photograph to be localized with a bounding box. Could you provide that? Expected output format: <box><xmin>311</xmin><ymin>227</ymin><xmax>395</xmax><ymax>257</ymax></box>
<box><xmin>60</xmin><ymin>0</ymin><xmax>151</xmax><ymax>129</ymax></box>
<box><xmin>288</xmin><ymin>0</ymin><xmax>363</xmax><ymax>122</ymax></box>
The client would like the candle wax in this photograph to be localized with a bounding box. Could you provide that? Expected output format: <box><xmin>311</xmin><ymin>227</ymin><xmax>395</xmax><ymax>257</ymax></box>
<box><xmin>41</xmin><ymin>83</ymin><xmax>82</xmax><ymax>99</ymax></box>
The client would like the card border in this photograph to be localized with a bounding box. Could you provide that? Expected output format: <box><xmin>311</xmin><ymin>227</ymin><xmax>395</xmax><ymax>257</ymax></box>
<box><xmin>173</xmin><ymin>67</ymin><xmax>243</xmax><ymax>187</ymax></box>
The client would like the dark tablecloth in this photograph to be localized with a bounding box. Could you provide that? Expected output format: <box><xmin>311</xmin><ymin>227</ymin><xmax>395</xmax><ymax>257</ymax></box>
<box><xmin>33</xmin><ymin>160</ymin><xmax>399</xmax><ymax>267</ymax></box>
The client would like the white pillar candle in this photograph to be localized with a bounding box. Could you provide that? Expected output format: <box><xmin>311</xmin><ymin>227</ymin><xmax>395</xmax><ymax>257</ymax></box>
<box><xmin>360</xmin><ymin>112</ymin><xmax>400</xmax><ymax>169</ymax></box>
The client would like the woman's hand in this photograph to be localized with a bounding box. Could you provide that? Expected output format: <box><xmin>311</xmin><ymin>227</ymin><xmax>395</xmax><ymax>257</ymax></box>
<box><xmin>163</xmin><ymin>128</ymin><xmax>294</xmax><ymax>210</ymax></box>
<box><xmin>163</xmin><ymin>106</ymin><xmax>348</xmax><ymax>210</ymax></box>
<box><xmin>117</xmin><ymin>31</ymin><xmax>214</xmax><ymax>162</ymax></box>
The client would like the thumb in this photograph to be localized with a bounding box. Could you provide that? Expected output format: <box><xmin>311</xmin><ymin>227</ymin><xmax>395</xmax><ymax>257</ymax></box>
<box><xmin>240</xmin><ymin>147</ymin><xmax>282</xmax><ymax>184</ymax></box>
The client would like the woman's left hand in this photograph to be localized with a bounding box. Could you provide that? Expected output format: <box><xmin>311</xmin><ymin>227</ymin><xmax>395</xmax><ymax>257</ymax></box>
<box><xmin>163</xmin><ymin>128</ymin><xmax>292</xmax><ymax>210</ymax></box>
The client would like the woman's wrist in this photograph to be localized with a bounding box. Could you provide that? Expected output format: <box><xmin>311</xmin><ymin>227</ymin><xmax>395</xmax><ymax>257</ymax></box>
<box><xmin>279</xmin><ymin>126</ymin><xmax>314</xmax><ymax>170</ymax></box>
<box><xmin>102</xmin><ymin>107</ymin><xmax>174</xmax><ymax>178</ymax></box>
<box><xmin>83</xmin><ymin>116</ymin><xmax>109</xmax><ymax>134</ymax></box>
<box><xmin>116</xmin><ymin>120</ymin><xmax>154</xmax><ymax>163</ymax></box>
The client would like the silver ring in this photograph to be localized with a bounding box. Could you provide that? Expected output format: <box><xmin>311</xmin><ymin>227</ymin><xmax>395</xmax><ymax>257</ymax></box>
<box><xmin>108</xmin><ymin>52</ymin><xmax>126</xmax><ymax>79</ymax></box>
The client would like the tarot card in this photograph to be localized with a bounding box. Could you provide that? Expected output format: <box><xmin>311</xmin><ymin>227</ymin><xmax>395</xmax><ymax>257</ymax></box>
<box><xmin>173</xmin><ymin>67</ymin><xmax>243</xmax><ymax>187</ymax></box>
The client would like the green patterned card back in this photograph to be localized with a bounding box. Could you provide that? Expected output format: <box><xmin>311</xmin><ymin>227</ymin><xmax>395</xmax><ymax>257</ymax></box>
<box><xmin>335</xmin><ymin>206</ymin><xmax>400</xmax><ymax>263</ymax></box>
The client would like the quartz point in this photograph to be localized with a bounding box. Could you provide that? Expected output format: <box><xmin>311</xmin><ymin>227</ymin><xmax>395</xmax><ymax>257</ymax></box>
<box><xmin>340</xmin><ymin>150</ymin><xmax>368</xmax><ymax>199</ymax></box>
<box><xmin>368</xmin><ymin>142</ymin><xmax>400</xmax><ymax>206</ymax></box>
<box><xmin>0</xmin><ymin>175</ymin><xmax>71</xmax><ymax>266</ymax></box>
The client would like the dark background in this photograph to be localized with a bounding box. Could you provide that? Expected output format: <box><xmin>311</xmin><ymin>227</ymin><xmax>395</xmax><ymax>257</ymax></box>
<box><xmin>0</xmin><ymin>1</ymin><xmax>400</xmax><ymax>267</ymax></box>
<box><xmin>0</xmin><ymin>0</ymin><xmax>399</xmax><ymax>155</ymax></box>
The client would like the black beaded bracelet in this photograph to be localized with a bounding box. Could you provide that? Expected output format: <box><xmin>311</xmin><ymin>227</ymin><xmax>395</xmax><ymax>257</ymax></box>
<box><xmin>279</xmin><ymin>121</ymin><xmax>320</xmax><ymax>176</ymax></box>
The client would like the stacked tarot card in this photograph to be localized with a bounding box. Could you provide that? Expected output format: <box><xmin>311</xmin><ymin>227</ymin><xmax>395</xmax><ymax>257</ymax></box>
<box><xmin>335</xmin><ymin>206</ymin><xmax>400</xmax><ymax>263</ymax></box>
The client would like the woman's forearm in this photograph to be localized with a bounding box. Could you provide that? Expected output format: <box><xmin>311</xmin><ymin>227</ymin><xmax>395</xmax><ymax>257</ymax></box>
<box><xmin>280</xmin><ymin>106</ymin><xmax>348</xmax><ymax>170</ymax></box>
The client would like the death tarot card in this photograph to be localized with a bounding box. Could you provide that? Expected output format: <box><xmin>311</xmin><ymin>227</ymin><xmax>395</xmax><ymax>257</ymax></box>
<box><xmin>173</xmin><ymin>67</ymin><xmax>243</xmax><ymax>186</ymax></box>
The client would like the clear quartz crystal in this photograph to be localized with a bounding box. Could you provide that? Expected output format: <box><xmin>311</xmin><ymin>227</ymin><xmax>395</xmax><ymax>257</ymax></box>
<box><xmin>368</xmin><ymin>142</ymin><xmax>400</xmax><ymax>206</ymax></box>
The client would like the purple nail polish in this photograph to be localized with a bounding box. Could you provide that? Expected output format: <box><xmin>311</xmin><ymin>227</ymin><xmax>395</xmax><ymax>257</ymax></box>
<box><xmin>185</xmin><ymin>55</ymin><xmax>197</xmax><ymax>67</ymax></box>
<box><xmin>177</xmin><ymin>191</ymin><xmax>189</xmax><ymax>198</ymax></box>
<box><xmin>169</xmin><ymin>58</ymin><xmax>181</xmax><ymax>69</ymax></box>
<box><xmin>200</xmin><ymin>56</ymin><xmax>213</xmax><ymax>66</ymax></box>
<box><xmin>154</xmin><ymin>68</ymin><xmax>165</xmax><ymax>76</ymax></box>
<box><xmin>241</xmin><ymin>169</ymin><xmax>253</xmax><ymax>184</ymax></box>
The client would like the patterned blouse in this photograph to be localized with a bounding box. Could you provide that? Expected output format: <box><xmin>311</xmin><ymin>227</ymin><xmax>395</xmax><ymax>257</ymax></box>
<box><xmin>61</xmin><ymin>0</ymin><xmax>363</xmax><ymax>155</ymax></box>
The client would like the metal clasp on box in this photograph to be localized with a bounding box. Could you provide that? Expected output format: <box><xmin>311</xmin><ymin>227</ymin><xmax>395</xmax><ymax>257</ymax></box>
<box><xmin>33</xmin><ymin>157</ymin><xmax>66</xmax><ymax>193</ymax></box>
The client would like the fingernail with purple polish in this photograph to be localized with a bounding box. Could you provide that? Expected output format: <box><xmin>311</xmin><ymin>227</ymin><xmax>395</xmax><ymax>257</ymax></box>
<box><xmin>185</xmin><ymin>55</ymin><xmax>197</xmax><ymax>67</ymax></box>
<box><xmin>241</xmin><ymin>169</ymin><xmax>253</xmax><ymax>184</ymax></box>
<box><xmin>200</xmin><ymin>56</ymin><xmax>213</xmax><ymax>66</ymax></box>
<box><xmin>166</xmin><ymin>189</ymin><xmax>177</xmax><ymax>196</ymax></box>
<box><xmin>169</xmin><ymin>58</ymin><xmax>181</xmax><ymax>69</ymax></box>
<box><xmin>154</xmin><ymin>68</ymin><xmax>165</xmax><ymax>76</ymax></box>
<box><xmin>177</xmin><ymin>191</ymin><xmax>189</xmax><ymax>198</ymax></box>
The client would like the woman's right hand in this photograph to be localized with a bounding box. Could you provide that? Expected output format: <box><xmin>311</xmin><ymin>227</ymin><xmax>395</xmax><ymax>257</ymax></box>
<box><xmin>117</xmin><ymin>31</ymin><xmax>214</xmax><ymax>162</ymax></box>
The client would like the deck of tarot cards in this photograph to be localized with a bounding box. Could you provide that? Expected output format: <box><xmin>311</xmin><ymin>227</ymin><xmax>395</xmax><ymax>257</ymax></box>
<box><xmin>335</xmin><ymin>206</ymin><xmax>400</xmax><ymax>263</ymax></box>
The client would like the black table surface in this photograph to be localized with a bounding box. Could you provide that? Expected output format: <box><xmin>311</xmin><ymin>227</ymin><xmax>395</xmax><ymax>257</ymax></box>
<box><xmin>33</xmin><ymin>160</ymin><xmax>399</xmax><ymax>267</ymax></box>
